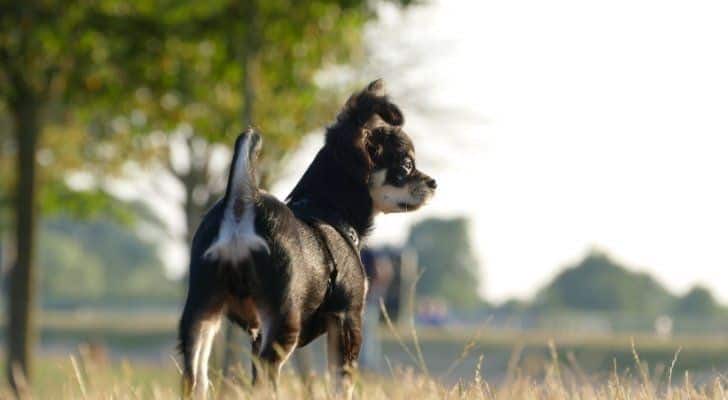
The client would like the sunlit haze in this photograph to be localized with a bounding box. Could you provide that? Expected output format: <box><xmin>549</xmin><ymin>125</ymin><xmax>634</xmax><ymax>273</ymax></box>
<box><xmin>276</xmin><ymin>0</ymin><xmax>728</xmax><ymax>303</ymax></box>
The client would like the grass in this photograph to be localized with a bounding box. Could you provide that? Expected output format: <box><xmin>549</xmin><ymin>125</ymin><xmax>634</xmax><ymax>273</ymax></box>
<box><xmin>380</xmin><ymin>329</ymin><xmax>728</xmax><ymax>379</ymax></box>
<box><xmin>2</xmin><ymin>347</ymin><xmax>728</xmax><ymax>399</ymax></box>
<box><xmin>6</xmin><ymin>311</ymin><xmax>728</xmax><ymax>374</ymax></box>
<box><xmin>3</xmin><ymin>312</ymin><xmax>728</xmax><ymax>398</ymax></box>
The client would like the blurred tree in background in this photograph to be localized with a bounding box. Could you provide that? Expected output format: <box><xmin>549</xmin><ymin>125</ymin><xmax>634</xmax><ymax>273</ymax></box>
<box><xmin>674</xmin><ymin>285</ymin><xmax>719</xmax><ymax>316</ymax></box>
<box><xmin>535</xmin><ymin>251</ymin><xmax>674</xmax><ymax>315</ymax></box>
<box><xmin>38</xmin><ymin>217</ymin><xmax>179</xmax><ymax>309</ymax></box>
<box><xmin>405</xmin><ymin>217</ymin><xmax>483</xmax><ymax>309</ymax></box>
<box><xmin>0</xmin><ymin>1</ymin><xmax>163</xmax><ymax>390</ymax></box>
<box><xmin>533</xmin><ymin>250</ymin><xmax>725</xmax><ymax>317</ymax></box>
<box><xmin>1</xmin><ymin>0</ymin><xmax>411</xmax><ymax>391</ymax></box>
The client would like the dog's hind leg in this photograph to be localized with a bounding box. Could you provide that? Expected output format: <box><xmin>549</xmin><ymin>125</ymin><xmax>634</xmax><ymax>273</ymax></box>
<box><xmin>179</xmin><ymin>306</ymin><xmax>201</xmax><ymax>398</ymax></box>
<box><xmin>195</xmin><ymin>316</ymin><xmax>221</xmax><ymax>399</ymax></box>
<box><xmin>257</xmin><ymin>313</ymin><xmax>301</xmax><ymax>387</ymax></box>
<box><xmin>225</xmin><ymin>297</ymin><xmax>262</xmax><ymax>384</ymax></box>
<box><xmin>179</xmin><ymin>294</ymin><xmax>224</xmax><ymax>400</ymax></box>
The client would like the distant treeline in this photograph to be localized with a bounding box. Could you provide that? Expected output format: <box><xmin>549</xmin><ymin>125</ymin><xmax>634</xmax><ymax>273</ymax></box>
<box><xmin>35</xmin><ymin>217</ymin><xmax>181</xmax><ymax>309</ymax></box>
<box><xmin>499</xmin><ymin>250</ymin><xmax>724</xmax><ymax>318</ymax></box>
<box><xmin>27</xmin><ymin>215</ymin><xmax>721</xmax><ymax>319</ymax></box>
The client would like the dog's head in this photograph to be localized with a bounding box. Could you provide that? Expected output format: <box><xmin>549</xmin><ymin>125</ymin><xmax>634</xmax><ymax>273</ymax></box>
<box><xmin>327</xmin><ymin>79</ymin><xmax>436</xmax><ymax>213</ymax></box>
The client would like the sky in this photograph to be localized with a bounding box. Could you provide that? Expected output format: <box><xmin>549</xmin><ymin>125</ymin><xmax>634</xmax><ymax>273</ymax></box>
<box><xmin>276</xmin><ymin>0</ymin><xmax>728</xmax><ymax>303</ymax></box>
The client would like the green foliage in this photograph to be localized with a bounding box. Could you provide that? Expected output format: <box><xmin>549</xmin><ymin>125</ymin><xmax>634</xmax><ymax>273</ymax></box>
<box><xmin>0</xmin><ymin>1</ymin><xmax>168</xmax><ymax>117</ymax></box>
<box><xmin>535</xmin><ymin>251</ymin><xmax>673</xmax><ymax>315</ymax></box>
<box><xmin>405</xmin><ymin>217</ymin><xmax>483</xmax><ymax>309</ymax></box>
<box><xmin>0</xmin><ymin>0</ymin><xmax>392</xmax><ymax>216</ymax></box>
<box><xmin>92</xmin><ymin>0</ymin><xmax>396</xmax><ymax>172</ymax></box>
<box><xmin>38</xmin><ymin>217</ymin><xmax>179</xmax><ymax>308</ymax></box>
<box><xmin>0</xmin><ymin>1</ymin><xmax>169</xmax><ymax>223</ymax></box>
<box><xmin>40</xmin><ymin>181</ymin><xmax>136</xmax><ymax>225</ymax></box>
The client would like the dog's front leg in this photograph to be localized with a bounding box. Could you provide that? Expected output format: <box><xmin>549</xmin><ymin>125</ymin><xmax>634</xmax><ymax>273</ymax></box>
<box><xmin>326</xmin><ymin>312</ymin><xmax>363</xmax><ymax>399</ymax></box>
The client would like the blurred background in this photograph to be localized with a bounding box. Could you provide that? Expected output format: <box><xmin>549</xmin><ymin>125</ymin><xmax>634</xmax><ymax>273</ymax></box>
<box><xmin>2</xmin><ymin>0</ymin><xmax>728</xmax><ymax>395</ymax></box>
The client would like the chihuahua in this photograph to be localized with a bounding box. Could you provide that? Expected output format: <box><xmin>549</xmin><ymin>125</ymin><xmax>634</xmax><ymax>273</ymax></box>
<box><xmin>178</xmin><ymin>80</ymin><xmax>436</xmax><ymax>398</ymax></box>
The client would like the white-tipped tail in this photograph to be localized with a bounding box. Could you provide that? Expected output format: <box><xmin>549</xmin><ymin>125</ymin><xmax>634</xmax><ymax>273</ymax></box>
<box><xmin>204</xmin><ymin>132</ymin><xmax>269</xmax><ymax>263</ymax></box>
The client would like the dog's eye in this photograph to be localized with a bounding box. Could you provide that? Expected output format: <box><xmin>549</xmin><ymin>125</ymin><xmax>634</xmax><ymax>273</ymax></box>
<box><xmin>402</xmin><ymin>158</ymin><xmax>413</xmax><ymax>175</ymax></box>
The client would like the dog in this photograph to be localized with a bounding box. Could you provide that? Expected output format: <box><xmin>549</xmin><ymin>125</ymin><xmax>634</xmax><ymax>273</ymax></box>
<box><xmin>178</xmin><ymin>80</ymin><xmax>436</xmax><ymax>398</ymax></box>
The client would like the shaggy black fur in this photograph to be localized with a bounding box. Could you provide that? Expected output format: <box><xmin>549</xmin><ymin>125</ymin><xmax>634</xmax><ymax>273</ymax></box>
<box><xmin>178</xmin><ymin>80</ymin><xmax>435</xmax><ymax>398</ymax></box>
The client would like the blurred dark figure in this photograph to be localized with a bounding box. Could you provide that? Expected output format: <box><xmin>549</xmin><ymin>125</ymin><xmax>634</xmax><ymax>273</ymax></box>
<box><xmin>360</xmin><ymin>248</ymin><xmax>394</xmax><ymax>371</ymax></box>
<box><xmin>416</xmin><ymin>297</ymin><xmax>450</xmax><ymax>326</ymax></box>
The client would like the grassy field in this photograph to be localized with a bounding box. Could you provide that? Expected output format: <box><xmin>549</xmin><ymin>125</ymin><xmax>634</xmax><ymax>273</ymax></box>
<box><xmin>3</xmin><ymin>312</ymin><xmax>728</xmax><ymax>398</ymax></box>
<box><xmin>7</xmin><ymin>312</ymin><xmax>728</xmax><ymax>378</ymax></box>
<box><xmin>2</xmin><ymin>349</ymin><xmax>728</xmax><ymax>399</ymax></box>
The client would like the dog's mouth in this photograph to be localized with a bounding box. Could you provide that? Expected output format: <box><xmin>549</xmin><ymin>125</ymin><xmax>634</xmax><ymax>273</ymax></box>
<box><xmin>397</xmin><ymin>201</ymin><xmax>417</xmax><ymax>211</ymax></box>
<box><xmin>393</xmin><ymin>187</ymin><xmax>434</xmax><ymax>212</ymax></box>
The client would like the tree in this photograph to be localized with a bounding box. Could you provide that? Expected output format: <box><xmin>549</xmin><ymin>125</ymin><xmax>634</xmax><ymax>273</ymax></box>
<box><xmin>535</xmin><ymin>250</ymin><xmax>675</xmax><ymax>315</ymax></box>
<box><xmin>0</xmin><ymin>1</ymin><xmax>167</xmax><ymax>391</ymax></box>
<box><xmin>405</xmin><ymin>217</ymin><xmax>483</xmax><ymax>309</ymax></box>
<box><xmin>1</xmin><ymin>0</ymin><xmax>412</xmax><ymax>390</ymax></box>
<box><xmin>674</xmin><ymin>286</ymin><xmax>720</xmax><ymax>317</ymax></box>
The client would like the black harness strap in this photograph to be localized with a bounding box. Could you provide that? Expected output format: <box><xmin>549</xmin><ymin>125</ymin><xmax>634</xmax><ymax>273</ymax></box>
<box><xmin>288</xmin><ymin>198</ymin><xmax>362</xmax><ymax>302</ymax></box>
<box><xmin>308</xmin><ymin>222</ymin><xmax>338</xmax><ymax>301</ymax></box>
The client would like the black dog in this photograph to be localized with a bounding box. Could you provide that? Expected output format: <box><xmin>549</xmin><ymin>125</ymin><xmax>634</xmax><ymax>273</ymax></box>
<box><xmin>178</xmin><ymin>80</ymin><xmax>436</xmax><ymax>398</ymax></box>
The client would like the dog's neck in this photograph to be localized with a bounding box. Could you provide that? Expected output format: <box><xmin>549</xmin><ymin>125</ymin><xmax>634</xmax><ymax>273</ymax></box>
<box><xmin>287</xmin><ymin>145</ymin><xmax>375</xmax><ymax>239</ymax></box>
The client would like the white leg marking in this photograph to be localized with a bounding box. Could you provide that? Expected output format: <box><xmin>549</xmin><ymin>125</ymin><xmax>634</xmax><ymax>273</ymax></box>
<box><xmin>194</xmin><ymin>318</ymin><xmax>221</xmax><ymax>400</ymax></box>
<box><xmin>189</xmin><ymin>331</ymin><xmax>204</xmax><ymax>388</ymax></box>
<box><xmin>277</xmin><ymin>338</ymin><xmax>298</xmax><ymax>375</ymax></box>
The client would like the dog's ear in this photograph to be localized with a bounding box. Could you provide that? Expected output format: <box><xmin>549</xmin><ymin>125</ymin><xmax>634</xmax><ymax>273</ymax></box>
<box><xmin>366</xmin><ymin>79</ymin><xmax>387</xmax><ymax>97</ymax></box>
<box><xmin>373</xmin><ymin>100</ymin><xmax>404</xmax><ymax>126</ymax></box>
<box><xmin>365</xmin><ymin>79</ymin><xmax>404</xmax><ymax>126</ymax></box>
<box><xmin>326</xmin><ymin>80</ymin><xmax>404</xmax><ymax>183</ymax></box>
<box><xmin>340</xmin><ymin>80</ymin><xmax>404</xmax><ymax>128</ymax></box>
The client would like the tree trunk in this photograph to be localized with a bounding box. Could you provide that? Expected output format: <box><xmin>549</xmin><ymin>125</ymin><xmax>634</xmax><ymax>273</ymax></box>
<box><xmin>6</xmin><ymin>100</ymin><xmax>39</xmax><ymax>394</ymax></box>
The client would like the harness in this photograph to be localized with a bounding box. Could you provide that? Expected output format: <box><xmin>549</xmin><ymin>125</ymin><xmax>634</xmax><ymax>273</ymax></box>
<box><xmin>288</xmin><ymin>198</ymin><xmax>362</xmax><ymax>301</ymax></box>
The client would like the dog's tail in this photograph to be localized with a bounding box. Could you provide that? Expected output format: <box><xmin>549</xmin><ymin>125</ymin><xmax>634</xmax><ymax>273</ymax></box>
<box><xmin>204</xmin><ymin>129</ymin><xmax>269</xmax><ymax>263</ymax></box>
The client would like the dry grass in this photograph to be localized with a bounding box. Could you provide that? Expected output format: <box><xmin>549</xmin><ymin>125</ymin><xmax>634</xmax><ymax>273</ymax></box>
<box><xmin>2</xmin><ymin>344</ymin><xmax>728</xmax><ymax>400</ymax></box>
<box><xmin>3</xmin><ymin>307</ymin><xmax>726</xmax><ymax>399</ymax></box>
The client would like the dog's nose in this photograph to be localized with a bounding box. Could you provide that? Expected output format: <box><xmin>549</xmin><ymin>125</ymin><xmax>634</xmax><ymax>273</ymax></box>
<box><xmin>426</xmin><ymin>178</ymin><xmax>437</xmax><ymax>189</ymax></box>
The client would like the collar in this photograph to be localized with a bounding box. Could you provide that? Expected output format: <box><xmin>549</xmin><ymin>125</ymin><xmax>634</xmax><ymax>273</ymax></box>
<box><xmin>288</xmin><ymin>198</ymin><xmax>361</xmax><ymax>250</ymax></box>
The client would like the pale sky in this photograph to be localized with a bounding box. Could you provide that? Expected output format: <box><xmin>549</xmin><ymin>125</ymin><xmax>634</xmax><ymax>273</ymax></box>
<box><xmin>276</xmin><ymin>0</ymin><xmax>728</xmax><ymax>303</ymax></box>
